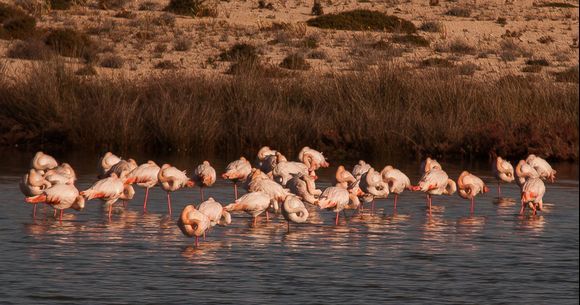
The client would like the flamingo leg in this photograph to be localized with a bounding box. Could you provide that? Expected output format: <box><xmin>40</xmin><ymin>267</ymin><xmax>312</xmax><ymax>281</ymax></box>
<box><xmin>497</xmin><ymin>183</ymin><xmax>501</xmax><ymax>197</ymax></box>
<box><xmin>470</xmin><ymin>197</ymin><xmax>475</xmax><ymax>214</ymax></box>
<box><xmin>287</xmin><ymin>221</ymin><xmax>290</xmax><ymax>233</ymax></box>
<box><xmin>253</xmin><ymin>216</ymin><xmax>257</xmax><ymax>227</ymax></box>
<box><xmin>32</xmin><ymin>204</ymin><xmax>37</xmax><ymax>219</ymax></box>
<box><xmin>59</xmin><ymin>209</ymin><xmax>63</xmax><ymax>222</ymax></box>
<box><xmin>143</xmin><ymin>187</ymin><xmax>149</xmax><ymax>212</ymax></box>
<box><xmin>123</xmin><ymin>200</ymin><xmax>127</xmax><ymax>208</ymax></box>
<box><xmin>371</xmin><ymin>200</ymin><xmax>375</xmax><ymax>215</ymax></box>
<box><xmin>266</xmin><ymin>211</ymin><xmax>270</xmax><ymax>222</ymax></box>
<box><xmin>108</xmin><ymin>204</ymin><xmax>112</xmax><ymax>220</ymax></box>
<box><xmin>53</xmin><ymin>208</ymin><xmax>57</xmax><ymax>218</ymax></box>
<box><xmin>167</xmin><ymin>192</ymin><xmax>172</xmax><ymax>215</ymax></box>
<box><xmin>428</xmin><ymin>195</ymin><xmax>432</xmax><ymax>214</ymax></box>
<box><xmin>203</xmin><ymin>230</ymin><xmax>206</xmax><ymax>241</ymax></box>
<box><xmin>200</xmin><ymin>187</ymin><xmax>205</xmax><ymax>202</ymax></box>
<box><xmin>394</xmin><ymin>194</ymin><xmax>398</xmax><ymax>210</ymax></box>
<box><xmin>335</xmin><ymin>212</ymin><xmax>339</xmax><ymax>225</ymax></box>
<box><xmin>195</xmin><ymin>236</ymin><xmax>199</xmax><ymax>247</ymax></box>
<box><xmin>234</xmin><ymin>182</ymin><xmax>238</xmax><ymax>200</ymax></box>
<box><xmin>519</xmin><ymin>202</ymin><xmax>525</xmax><ymax>215</ymax></box>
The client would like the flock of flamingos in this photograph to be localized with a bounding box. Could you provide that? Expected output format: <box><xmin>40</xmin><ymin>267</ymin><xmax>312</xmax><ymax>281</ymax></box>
<box><xmin>19</xmin><ymin>147</ymin><xmax>557</xmax><ymax>246</ymax></box>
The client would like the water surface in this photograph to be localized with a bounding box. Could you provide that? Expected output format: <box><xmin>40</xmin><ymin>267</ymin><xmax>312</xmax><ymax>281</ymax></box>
<box><xmin>0</xmin><ymin>153</ymin><xmax>578</xmax><ymax>304</ymax></box>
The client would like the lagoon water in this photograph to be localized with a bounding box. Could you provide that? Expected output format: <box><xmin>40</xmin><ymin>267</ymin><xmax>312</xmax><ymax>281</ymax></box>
<box><xmin>0</xmin><ymin>152</ymin><xmax>578</xmax><ymax>304</ymax></box>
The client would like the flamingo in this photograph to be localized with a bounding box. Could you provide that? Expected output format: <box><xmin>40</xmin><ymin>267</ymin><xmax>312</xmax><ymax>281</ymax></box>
<box><xmin>126</xmin><ymin>160</ymin><xmax>160</xmax><ymax>212</ymax></box>
<box><xmin>515</xmin><ymin>160</ymin><xmax>540</xmax><ymax>190</ymax></box>
<box><xmin>98</xmin><ymin>152</ymin><xmax>121</xmax><ymax>177</ymax></box>
<box><xmin>222</xmin><ymin>157</ymin><xmax>252</xmax><ymax>199</ymax></box>
<box><xmin>158</xmin><ymin>164</ymin><xmax>194</xmax><ymax>215</ymax></box>
<box><xmin>281</xmin><ymin>195</ymin><xmax>309</xmax><ymax>232</ymax></box>
<box><xmin>225</xmin><ymin>191</ymin><xmax>271</xmax><ymax>226</ymax></box>
<box><xmin>19</xmin><ymin>169</ymin><xmax>52</xmax><ymax>218</ymax></box>
<box><xmin>198</xmin><ymin>198</ymin><xmax>232</xmax><ymax>237</ymax></box>
<box><xmin>103</xmin><ymin>159</ymin><xmax>138</xmax><ymax>179</ymax></box>
<box><xmin>81</xmin><ymin>173</ymin><xmax>135</xmax><ymax>219</ymax></box>
<box><xmin>298</xmin><ymin>146</ymin><xmax>329</xmax><ymax>172</ymax></box>
<box><xmin>287</xmin><ymin>173</ymin><xmax>321</xmax><ymax>205</ymax></box>
<box><xmin>526</xmin><ymin>154</ymin><xmax>556</xmax><ymax>183</ymax></box>
<box><xmin>193</xmin><ymin>161</ymin><xmax>216</xmax><ymax>202</ymax></box>
<box><xmin>352</xmin><ymin>160</ymin><xmax>371</xmax><ymax>179</ymax></box>
<box><xmin>26</xmin><ymin>184</ymin><xmax>85</xmax><ymax>221</ymax></box>
<box><xmin>380</xmin><ymin>165</ymin><xmax>412</xmax><ymax>209</ymax></box>
<box><xmin>334</xmin><ymin>165</ymin><xmax>356</xmax><ymax>189</ymax></box>
<box><xmin>316</xmin><ymin>186</ymin><xmax>360</xmax><ymax>225</ymax></box>
<box><xmin>256</xmin><ymin>146</ymin><xmax>279</xmax><ymax>174</ymax></box>
<box><xmin>457</xmin><ymin>171</ymin><xmax>489</xmax><ymax>214</ymax></box>
<box><xmin>247</xmin><ymin>170</ymin><xmax>290</xmax><ymax>217</ymax></box>
<box><xmin>177</xmin><ymin>205</ymin><xmax>211</xmax><ymax>247</ymax></box>
<box><xmin>420</xmin><ymin>157</ymin><xmax>442</xmax><ymax>175</ymax></box>
<box><xmin>492</xmin><ymin>156</ymin><xmax>515</xmax><ymax>197</ymax></box>
<box><xmin>412</xmin><ymin>168</ymin><xmax>456</xmax><ymax>214</ymax></box>
<box><xmin>31</xmin><ymin>151</ymin><xmax>58</xmax><ymax>171</ymax></box>
<box><xmin>359</xmin><ymin>168</ymin><xmax>389</xmax><ymax>213</ymax></box>
<box><xmin>44</xmin><ymin>163</ymin><xmax>76</xmax><ymax>185</ymax></box>
<box><xmin>272</xmin><ymin>159</ymin><xmax>309</xmax><ymax>186</ymax></box>
<box><xmin>520</xmin><ymin>177</ymin><xmax>546</xmax><ymax>215</ymax></box>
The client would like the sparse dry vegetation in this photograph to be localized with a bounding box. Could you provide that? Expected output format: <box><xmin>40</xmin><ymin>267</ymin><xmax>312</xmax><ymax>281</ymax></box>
<box><xmin>306</xmin><ymin>9</ymin><xmax>416</xmax><ymax>33</ymax></box>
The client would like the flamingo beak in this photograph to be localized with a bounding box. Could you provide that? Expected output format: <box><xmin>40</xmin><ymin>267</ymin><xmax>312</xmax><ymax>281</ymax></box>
<box><xmin>124</xmin><ymin>177</ymin><xmax>136</xmax><ymax>185</ymax></box>
<box><xmin>411</xmin><ymin>186</ymin><xmax>421</xmax><ymax>191</ymax></box>
<box><xmin>187</xmin><ymin>180</ymin><xmax>195</xmax><ymax>187</ymax></box>
<box><xmin>221</xmin><ymin>173</ymin><xmax>229</xmax><ymax>179</ymax></box>
<box><xmin>483</xmin><ymin>186</ymin><xmax>490</xmax><ymax>193</ymax></box>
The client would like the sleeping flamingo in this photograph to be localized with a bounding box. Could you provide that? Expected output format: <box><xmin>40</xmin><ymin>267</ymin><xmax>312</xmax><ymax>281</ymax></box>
<box><xmin>158</xmin><ymin>164</ymin><xmax>194</xmax><ymax>215</ymax></box>
<box><xmin>98</xmin><ymin>152</ymin><xmax>121</xmax><ymax>178</ymax></box>
<box><xmin>178</xmin><ymin>205</ymin><xmax>211</xmax><ymax>247</ymax></box>
<box><xmin>198</xmin><ymin>197</ymin><xmax>232</xmax><ymax>229</ymax></box>
<box><xmin>282</xmin><ymin>195</ymin><xmax>309</xmax><ymax>232</ymax></box>
<box><xmin>247</xmin><ymin>170</ymin><xmax>290</xmax><ymax>217</ymax></box>
<box><xmin>126</xmin><ymin>160</ymin><xmax>160</xmax><ymax>212</ymax></box>
<box><xmin>412</xmin><ymin>168</ymin><xmax>456</xmax><ymax>214</ymax></box>
<box><xmin>492</xmin><ymin>156</ymin><xmax>514</xmax><ymax>197</ymax></box>
<box><xmin>103</xmin><ymin>159</ymin><xmax>138</xmax><ymax>179</ymax></box>
<box><xmin>515</xmin><ymin>160</ymin><xmax>540</xmax><ymax>190</ymax></box>
<box><xmin>225</xmin><ymin>191</ymin><xmax>271</xmax><ymax>226</ymax></box>
<box><xmin>193</xmin><ymin>161</ymin><xmax>216</xmax><ymax>202</ymax></box>
<box><xmin>420</xmin><ymin>157</ymin><xmax>442</xmax><ymax>175</ymax></box>
<box><xmin>272</xmin><ymin>159</ymin><xmax>309</xmax><ymax>186</ymax></box>
<box><xmin>352</xmin><ymin>160</ymin><xmax>371</xmax><ymax>179</ymax></box>
<box><xmin>26</xmin><ymin>184</ymin><xmax>85</xmax><ymax>222</ymax></box>
<box><xmin>317</xmin><ymin>186</ymin><xmax>361</xmax><ymax>225</ymax></box>
<box><xmin>526</xmin><ymin>154</ymin><xmax>556</xmax><ymax>183</ymax></box>
<box><xmin>31</xmin><ymin>151</ymin><xmax>58</xmax><ymax>171</ymax></box>
<box><xmin>298</xmin><ymin>146</ymin><xmax>329</xmax><ymax>172</ymax></box>
<box><xmin>287</xmin><ymin>173</ymin><xmax>321</xmax><ymax>205</ymax></box>
<box><xmin>359</xmin><ymin>168</ymin><xmax>389</xmax><ymax>213</ymax></box>
<box><xmin>81</xmin><ymin>173</ymin><xmax>135</xmax><ymax>219</ymax></box>
<box><xmin>19</xmin><ymin>169</ymin><xmax>52</xmax><ymax>218</ymax></box>
<box><xmin>333</xmin><ymin>165</ymin><xmax>356</xmax><ymax>189</ymax></box>
<box><xmin>380</xmin><ymin>165</ymin><xmax>412</xmax><ymax>209</ymax></box>
<box><xmin>222</xmin><ymin>157</ymin><xmax>252</xmax><ymax>200</ymax></box>
<box><xmin>520</xmin><ymin>177</ymin><xmax>546</xmax><ymax>215</ymax></box>
<box><xmin>457</xmin><ymin>171</ymin><xmax>489</xmax><ymax>214</ymax></box>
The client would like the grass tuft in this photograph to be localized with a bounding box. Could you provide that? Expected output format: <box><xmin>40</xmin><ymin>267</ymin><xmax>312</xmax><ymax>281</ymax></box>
<box><xmin>306</xmin><ymin>9</ymin><xmax>416</xmax><ymax>33</ymax></box>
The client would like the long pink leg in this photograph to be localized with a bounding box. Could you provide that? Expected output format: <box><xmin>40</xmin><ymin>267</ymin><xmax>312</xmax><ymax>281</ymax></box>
<box><xmin>497</xmin><ymin>183</ymin><xmax>501</xmax><ymax>197</ymax></box>
<box><xmin>287</xmin><ymin>221</ymin><xmax>290</xmax><ymax>233</ymax></box>
<box><xmin>203</xmin><ymin>230</ymin><xmax>206</xmax><ymax>241</ymax></box>
<box><xmin>266</xmin><ymin>211</ymin><xmax>270</xmax><ymax>222</ymax></box>
<box><xmin>428</xmin><ymin>195</ymin><xmax>432</xmax><ymax>214</ymax></box>
<box><xmin>143</xmin><ymin>187</ymin><xmax>149</xmax><ymax>212</ymax></box>
<box><xmin>195</xmin><ymin>236</ymin><xmax>199</xmax><ymax>247</ymax></box>
<box><xmin>167</xmin><ymin>192</ymin><xmax>172</xmax><ymax>215</ymax></box>
<box><xmin>335</xmin><ymin>212</ymin><xmax>339</xmax><ymax>225</ymax></box>
<box><xmin>394</xmin><ymin>194</ymin><xmax>398</xmax><ymax>210</ymax></box>
<box><xmin>520</xmin><ymin>202</ymin><xmax>525</xmax><ymax>214</ymax></box>
<box><xmin>59</xmin><ymin>209</ymin><xmax>63</xmax><ymax>222</ymax></box>
<box><xmin>470</xmin><ymin>197</ymin><xmax>475</xmax><ymax>214</ymax></box>
<box><xmin>371</xmin><ymin>200</ymin><xmax>375</xmax><ymax>215</ymax></box>
<box><xmin>234</xmin><ymin>182</ymin><xmax>238</xmax><ymax>200</ymax></box>
<box><xmin>53</xmin><ymin>208</ymin><xmax>57</xmax><ymax>218</ymax></box>
<box><xmin>253</xmin><ymin>216</ymin><xmax>257</xmax><ymax>227</ymax></box>
<box><xmin>123</xmin><ymin>200</ymin><xmax>127</xmax><ymax>208</ymax></box>
<box><xmin>108</xmin><ymin>204</ymin><xmax>112</xmax><ymax>219</ymax></box>
<box><xmin>32</xmin><ymin>204</ymin><xmax>37</xmax><ymax>219</ymax></box>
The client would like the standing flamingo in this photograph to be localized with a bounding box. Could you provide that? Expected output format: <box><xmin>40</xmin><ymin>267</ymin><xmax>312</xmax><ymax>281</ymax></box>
<box><xmin>492</xmin><ymin>156</ymin><xmax>514</xmax><ymax>197</ymax></box>
<box><xmin>198</xmin><ymin>197</ymin><xmax>232</xmax><ymax>234</ymax></box>
<box><xmin>222</xmin><ymin>157</ymin><xmax>252</xmax><ymax>200</ymax></box>
<box><xmin>333</xmin><ymin>165</ymin><xmax>356</xmax><ymax>189</ymax></box>
<box><xmin>256</xmin><ymin>146</ymin><xmax>279</xmax><ymax>174</ymax></box>
<box><xmin>103</xmin><ymin>159</ymin><xmax>138</xmax><ymax>179</ymax></box>
<box><xmin>178</xmin><ymin>205</ymin><xmax>211</xmax><ymax>247</ymax></box>
<box><xmin>515</xmin><ymin>160</ymin><xmax>540</xmax><ymax>190</ymax></box>
<box><xmin>225</xmin><ymin>191</ymin><xmax>271</xmax><ymax>226</ymax></box>
<box><xmin>26</xmin><ymin>184</ymin><xmax>85</xmax><ymax>221</ymax></box>
<box><xmin>247</xmin><ymin>171</ymin><xmax>290</xmax><ymax>217</ymax></box>
<box><xmin>44</xmin><ymin>163</ymin><xmax>76</xmax><ymax>185</ymax></box>
<box><xmin>457</xmin><ymin>171</ymin><xmax>489</xmax><ymax>214</ymax></box>
<box><xmin>359</xmin><ymin>168</ymin><xmax>389</xmax><ymax>213</ymax></box>
<box><xmin>281</xmin><ymin>195</ymin><xmax>309</xmax><ymax>232</ymax></box>
<box><xmin>158</xmin><ymin>164</ymin><xmax>194</xmax><ymax>215</ymax></box>
<box><xmin>526</xmin><ymin>154</ymin><xmax>556</xmax><ymax>183</ymax></box>
<box><xmin>298</xmin><ymin>146</ymin><xmax>329</xmax><ymax>172</ymax></box>
<box><xmin>420</xmin><ymin>157</ymin><xmax>442</xmax><ymax>175</ymax></box>
<box><xmin>380</xmin><ymin>165</ymin><xmax>412</xmax><ymax>210</ymax></box>
<box><xmin>98</xmin><ymin>152</ymin><xmax>121</xmax><ymax>178</ymax></box>
<box><xmin>31</xmin><ymin>151</ymin><xmax>58</xmax><ymax>171</ymax></box>
<box><xmin>19</xmin><ymin>169</ymin><xmax>52</xmax><ymax>218</ymax></box>
<box><xmin>352</xmin><ymin>160</ymin><xmax>371</xmax><ymax>179</ymax></box>
<box><xmin>193</xmin><ymin>161</ymin><xmax>216</xmax><ymax>202</ymax></box>
<box><xmin>520</xmin><ymin>178</ymin><xmax>546</xmax><ymax>215</ymax></box>
<box><xmin>412</xmin><ymin>168</ymin><xmax>456</xmax><ymax>214</ymax></box>
<box><xmin>272</xmin><ymin>159</ymin><xmax>309</xmax><ymax>186</ymax></box>
<box><xmin>126</xmin><ymin>160</ymin><xmax>160</xmax><ymax>212</ymax></box>
<box><xmin>81</xmin><ymin>173</ymin><xmax>135</xmax><ymax>219</ymax></box>
<box><xmin>316</xmin><ymin>186</ymin><xmax>360</xmax><ymax>225</ymax></box>
<box><xmin>287</xmin><ymin>173</ymin><xmax>321</xmax><ymax>205</ymax></box>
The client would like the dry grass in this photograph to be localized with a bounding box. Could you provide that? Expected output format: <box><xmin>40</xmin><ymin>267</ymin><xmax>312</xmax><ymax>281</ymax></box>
<box><xmin>306</xmin><ymin>9</ymin><xmax>416</xmax><ymax>33</ymax></box>
<box><xmin>0</xmin><ymin>61</ymin><xmax>577</xmax><ymax>160</ymax></box>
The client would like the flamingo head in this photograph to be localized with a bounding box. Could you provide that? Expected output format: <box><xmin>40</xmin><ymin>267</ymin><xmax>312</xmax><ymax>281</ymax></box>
<box><xmin>186</xmin><ymin>180</ymin><xmax>195</xmax><ymax>187</ymax></box>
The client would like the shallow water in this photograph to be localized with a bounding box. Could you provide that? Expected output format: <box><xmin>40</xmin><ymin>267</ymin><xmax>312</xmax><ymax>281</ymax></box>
<box><xmin>0</xmin><ymin>152</ymin><xmax>578</xmax><ymax>304</ymax></box>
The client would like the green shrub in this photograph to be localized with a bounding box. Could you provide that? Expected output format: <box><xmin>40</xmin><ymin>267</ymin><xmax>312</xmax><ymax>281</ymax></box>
<box><xmin>306</xmin><ymin>9</ymin><xmax>416</xmax><ymax>33</ymax></box>
<box><xmin>457</xmin><ymin>63</ymin><xmax>478</xmax><ymax>75</ymax></box>
<box><xmin>496</xmin><ymin>17</ymin><xmax>507</xmax><ymax>26</ymax></box>
<box><xmin>45</xmin><ymin>28</ymin><xmax>95</xmax><ymax>60</ymax></box>
<box><xmin>280</xmin><ymin>53</ymin><xmax>310</xmax><ymax>70</ymax></box>
<box><xmin>391</xmin><ymin>34</ymin><xmax>429</xmax><ymax>47</ymax></box>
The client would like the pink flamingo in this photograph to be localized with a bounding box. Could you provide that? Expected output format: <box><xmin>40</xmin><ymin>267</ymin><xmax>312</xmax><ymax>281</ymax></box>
<box><xmin>492</xmin><ymin>156</ymin><xmax>514</xmax><ymax>197</ymax></box>
<box><xmin>198</xmin><ymin>197</ymin><xmax>232</xmax><ymax>239</ymax></box>
<box><xmin>359</xmin><ymin>168</ymin><xmax>389</xmax><ymax>213</ymax></box>
<box><xmin>98</xmin><ymin>152</ymin><xmax>121</xmax><ymax>177</ymax></box>
<box><xmin>222</xmin><ymin>157</ymin><xmax>252</xmax><ymax>200</ymax></box>
<box><xmin>457</xmin><ymin>171</ymin><xmax>489</xmax><ymax>214</ymax></box>
<box><xmin>193</xmin><ymin>161</ymin><xmax>216</xmax><ymax>202</ymax></box>
<box><xmin>333</xmin><ymin>165</ymin><xmax>356</xmax><ymax>189</ymax></box>
<box><xmin>126</xmin><ymin>160</ymin><xmax>160</xmax><ymax>212</ymax></box>
<box><xmin>526</xmin><ymin>154</ymin><xmax>556</xmax><ymax>183</ymax></box>
<box><xmin>317</xmin><ymin>186</ymin><xmax>360</xmax><ymax>225</ymax></box>
<box><xmin>178</xmin><ymin>205</ymin><xmax>211</xmax><ymax>247</ymax></box>
<box><xmin>81</xmin><ymin>173</ymin><xmax>135</xmax><ymax>219</ymax></box>
<box><xmin>298</xmin><ymin>146</ymin><xmax>329</xmax><ymax>172</ymax></box>
<box><xmin>287</xmin><ymin>173</ymin><xmax>321</xmax><ymax>205</ymax></box>
<box><xmin>102</xmin><ymin>159</ymin><xmax>138</xmax><ymax>179</ymax></box>
<box><xmin>26</xmin><ymin>184</ymin><xmax>85</xmax><ymax>222</ymax></box>
<box><xmin>520</xmin><ymin>177</ymin><xmax>546</xmax><ymax>215</ymax></box>
<box><xmin>515</xmin><ymin>160</ymin><xmax>539</xmax><ymax>190</ymax></box>
<box><xmin>19</xmin><ymin>169</ymin><xmax>52</xmax><ymax>218</ymax></box>
<box><xmin>225</xmin><ymin>191</ymin><xmax>271</xmax><ymax>226</ymax></box>
<box><xmin>281</xmin><ymin>195</ymin><xmax>309</xmax><ymax>232</ymax></box>
<box><xmin>420</xmin><ymin>157</ymin><xmax>442</xmax><ymax>175</ymax></box>
<box><xmin>247</xmin><ymin>171</ymin><xmax>289</xmax><ymax>218</ymax></box>
<box><xmin>31</xmin><ymin>151</ymin><xmax>58</xmax><ymax>171</ymax></box>
<box><xmin>44</xmin><ymin>163</ymin><xmax>77</xmax><ymax>185</ymax></box>
<box><xmin>352</xmin><ymin>160</ymin><xmax>371</xmax><ymax>179</ymax></box>
<box><xmin>380</xmin><ymin>165</ymin><xmax>412</xmax><ymax>209</ymax></box>
<box><xmin>158</xmin><ymin>164</ymin><xmax>194</xmax><ymax>215</ymax></box>
<box><xmin>412</xmin><ymin>168</ymin><xmax>456</xmax><ymax>214</ymax></box>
